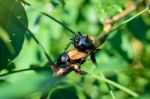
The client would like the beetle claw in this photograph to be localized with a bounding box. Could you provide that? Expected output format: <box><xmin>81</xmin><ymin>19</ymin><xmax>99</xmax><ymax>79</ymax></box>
<box><xmin>72</xmin><ymin>64</ymin><xmax>88</xmax><ymax>75</ymax></box>
<box><xmin>77</xmin><ymin>70</ymin><xmax>88</xmax><ymax>75</ymax></box>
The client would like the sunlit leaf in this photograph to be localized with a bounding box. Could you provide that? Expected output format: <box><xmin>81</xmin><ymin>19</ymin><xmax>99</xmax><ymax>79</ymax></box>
<box><xmin>0</xmin><ymin>0</ymin><xmax>28</xmax><ymax>70</ymax></box>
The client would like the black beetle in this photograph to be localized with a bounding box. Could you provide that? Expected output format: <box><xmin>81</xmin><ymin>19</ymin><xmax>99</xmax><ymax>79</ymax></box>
<box><xmin>64</xmin><ymin>32</ymin><xmax>100</xmax><ymax>65</ymax></box>
<box><xmin>52</xmin><ymin>32</ymin><xmax>100</xmax><ymax>76</ymax></box>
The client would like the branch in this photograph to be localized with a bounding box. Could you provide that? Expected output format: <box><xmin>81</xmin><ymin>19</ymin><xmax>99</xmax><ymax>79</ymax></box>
<box><xmin>98</xmin><ymin>0</ymin><xmax>144</xmax><ymax>45</ymax></box>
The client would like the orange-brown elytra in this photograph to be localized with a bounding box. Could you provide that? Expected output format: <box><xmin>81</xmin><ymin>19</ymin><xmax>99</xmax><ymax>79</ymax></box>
<box><xmin>55</xmin><ymin>49</ymin><xmax>90</xmax><ymax>75</ymax></box>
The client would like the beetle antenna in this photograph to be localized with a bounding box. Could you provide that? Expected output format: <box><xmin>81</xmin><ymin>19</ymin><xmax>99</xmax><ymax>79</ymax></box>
<box><xmin>77</xmin><ymin>32</ymin><xmax>82</xmax><ymax>36</ymax></box>
<box><xmin>39</xmin><ymin>12</ymin><xmax>76</xmax><ymax>36</ymax></box>
<box><xmin>20</xmin><ymin>0</ymin><xmax>76</xmax><ymax>36</ymax></box>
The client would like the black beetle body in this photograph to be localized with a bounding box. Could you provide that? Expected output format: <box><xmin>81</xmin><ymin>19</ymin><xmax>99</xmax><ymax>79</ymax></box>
<box><xmin>73</xmin><ymin>32</ymin><xmax>100</xmax><ymax>65</ymax></box>
<box><xmin>56</xmin><ymin>49</ymin><xmax>88</xmax><ymax>68</ymax></box>
<box><xmin>54</xmin><ymin>32</ymin><xmax>100</xmax><ymax>76</ymax></box>
<box><xmin>56</xmin><ymin>52</ymin><xmax>69</xmax><ymax>68</ymax></box>
<box><xmin>73</xmin><ymin>32</ymin><xmax>95</xmax><ymax>51</ymax></box>
<box><xmin>74</xmin><ymin>35</ymin><xmax>94</xmax><ymax>51</ymax></box>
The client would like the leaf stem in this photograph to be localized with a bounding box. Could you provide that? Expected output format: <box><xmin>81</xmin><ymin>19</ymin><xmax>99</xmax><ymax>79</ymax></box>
<box><xmin>41</xmin><ymin>12</ymin><xmax>76</xmax><ymax>35</ymax></box>
<box><xmin>111</xmin><ymin>7</ymin><xmax>148</xmax><ymax>33</ymax></box>
<box><xmin>0</xmin><ymin>67</ymin><xmax>48</xmax><ymax>77</ymax></box>
<box><xmin>19</xmin><ymin>0</ymin><xmax>76</xmax><ymax>36</ymax></box>
<box><xmin>90</xmin><ymin>74</ymin><xmax>138</xmax><ymax>97</ymax></box>
<box><xmin>99</xmin><ymin>72</ymin><xmax>116</xmax><ymax>99</ymax></box>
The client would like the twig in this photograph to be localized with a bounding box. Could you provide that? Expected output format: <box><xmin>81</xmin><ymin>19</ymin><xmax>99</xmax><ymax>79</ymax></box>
<box><xmin>98</xmin><ymin>0</ymin><xmax>143</xmax><ymax>45</ymax></box>
<box><xmin>111</xmin><ymin>7</ymin><xmax>148</xmax><ymax>33</ymax></box>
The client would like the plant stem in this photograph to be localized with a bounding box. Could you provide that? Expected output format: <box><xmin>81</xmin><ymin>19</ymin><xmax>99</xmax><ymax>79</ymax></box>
<box><xmin>20</xmin><ymin>0</ymin><xmax>76</xmax><ymax>36</ymax></box>
<box><xmin>98</xmin><ymin>0</ymin><xmax>146</xmax><ymax>45</ymax></box>
<box><xmin>90</xmin><ymin>74</ymin><xmax>138</xmax><ymax>97</ymax></box>
<box><xmin>0</xmin><ymin>67</ymin><xmax>48</xmax><ymax>77</ymax></box>
<box><xmin>99</xmin><ymin>72</ymin><xmax>116</xmax><ymax>99</ymax></box>
<box><xmin>111</xmin><ymin>7</ymin><xmax>148</xmax><ymax>33</ymax></box>
<box><xmin>41</xmin><ymin>12</ymin><xmax>76</xmax><ymax>35</ymax></box>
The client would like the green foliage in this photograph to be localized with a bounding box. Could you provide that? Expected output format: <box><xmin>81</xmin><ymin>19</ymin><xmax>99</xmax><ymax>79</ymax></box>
<box><xmin>0</xmin><ymin>0</ymin><xmax>150</xmax><ymax>99</ymax></box>
<box><xmin>0</xmin><ymin>0</ymin><xmax>28</xmax><ymax>70</ymax></box>
<box><xmin>50</xmin><ymin>86</ymin><xmax>78</xmax><ymax>99</ymax></box>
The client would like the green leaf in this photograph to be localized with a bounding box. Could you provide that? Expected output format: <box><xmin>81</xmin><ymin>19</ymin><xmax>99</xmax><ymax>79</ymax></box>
<box><xmin>108</xmin><ymin>31</ymin><xmax>133</xmax><ymax>63</ymax></box>
<box><xmin>0</xmin><ymin>73</ymin><xmax>61</xmax><ymax>99</ymax></box>
<box><xmin>51</xmin><ymin>0</ymin><xmax>65</xmax><ymax>6</ymax></box>
<box><xmin>127</xmin><ymin>16</ymin><xmax>149</xmax><ymax>42</ymax></box>
<box><xmin>50</xmin><ymin>86</ymin><xmax>79</xmax><ymax>99</ymax></box>
<box><xmin>0</xmin><ymin>0</ymin><xmax>28</xmax><ymax>70</ymax></box>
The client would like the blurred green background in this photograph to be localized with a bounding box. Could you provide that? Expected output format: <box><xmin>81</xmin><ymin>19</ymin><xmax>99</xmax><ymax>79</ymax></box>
<box><xmin>0</xmin><ymin>0</ymin><xmax>150</xmax><ymax>99</ymax></box>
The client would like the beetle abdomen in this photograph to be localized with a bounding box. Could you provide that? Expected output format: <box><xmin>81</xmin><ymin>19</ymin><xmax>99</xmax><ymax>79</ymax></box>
<box><xmin>56</xmin><ymin>52</ymin><xmax>69</xmax><ymax>68</ymax></box>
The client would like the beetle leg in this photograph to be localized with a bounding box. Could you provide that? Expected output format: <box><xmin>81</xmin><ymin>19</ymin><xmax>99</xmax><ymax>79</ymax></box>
<box><xmin>73</xmin><ymin>64</ymin><xmax>87</xmax><ymax>75</ymax></box>
<box><xmin>90</xmin><ymin>49</ymin><xmax>101</xmax><ymax>65</ymax></box>
<box><xmin>74</xmin><ymin>32</ymin><xmax>82</xmax><ymax>41</ymax></box>
<box><xmin>73</xmin><ymin>32</ymin><xmax>78</xmax><ymax>42</ymax></box>
<box><xmin>79</xmin><ymin>58</ymin><xmax>86</xmax><ymax>64</ymax></box>
<box><xmin>90</xmin><ymin>52</ymin><xmax>97</xmax><ymax>65</ymax></box>
<box><xmin>76</xmin><ymin>70</ymin><xmax>87</xmax><ymax>75</ymax></box>
<box><xmin>55</xmin><ymin>66</ymin><xmax>73</xmax><ymax>76</ymax></box>
<box><xmin>79</xmin><ymin>50</ymin><xmax>92</xmax><ymax>64</ymax></box>
<box><xmin>64</xmin><ymin>41</ymin><xmax>73</xmax><ymax>51</ymax></box>
<box><xmin>77</xmin><ymin>32</ymin><xmax>82</xmax><ymax>36</ymax></box>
